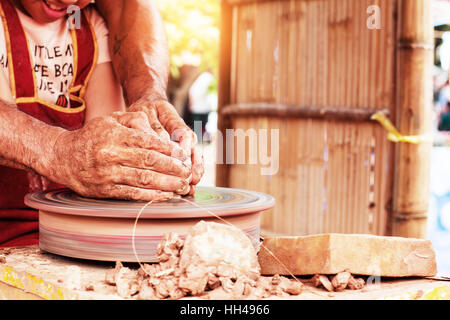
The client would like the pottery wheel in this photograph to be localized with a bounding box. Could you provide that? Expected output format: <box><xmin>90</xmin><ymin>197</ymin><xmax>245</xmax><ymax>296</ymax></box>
<box><xmin>25</xmin><ymin>186</ymin><xmax>274</xmax><ymax>262</ymax></box>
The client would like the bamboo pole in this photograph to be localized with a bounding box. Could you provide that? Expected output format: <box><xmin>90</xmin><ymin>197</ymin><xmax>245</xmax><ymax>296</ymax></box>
<box><xmin>221</xmin><ymin>103</ymin><xmax>390</xmax><ymax>121</ymax></box>
<box><xmin>216</xmin><ymin>0</ymin><xmax>234</xmax><ymax>187</ymax></box>
<box><xmin>381</xmin><ymin>0</ymin><xmax>397</xmax><ymax>236</ymax></box>
<box><xmin>392</xmin><ymin>0</ymin><xmax>433</xmax><ymax>238</ymax></box>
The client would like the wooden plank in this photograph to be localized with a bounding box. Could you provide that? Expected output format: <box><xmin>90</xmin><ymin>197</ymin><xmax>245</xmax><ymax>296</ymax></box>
<box><xmin>1</xmin><ymin>247</ymin><xmax>449</xmax><ymax>300</ymax></box>
<box><xmin>0</xmin><ymin>247</ymin><xmax>121</xmax><ymax>300</ymax></box>
<box><xmin>0</xmin><ymin>282</ymin><xmax>43</xmax><ymax>300</ymax></box>
<box><xmin>259</xmin><ymin>234</ymin><xmax>438</xmax><ymax>277</ymax></box>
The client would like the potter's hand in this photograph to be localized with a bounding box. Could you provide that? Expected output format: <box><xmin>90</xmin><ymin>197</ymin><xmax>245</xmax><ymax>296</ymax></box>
<box><xmin>48</xmin><ymin>112</ymin><xmax>192</xmax><ymax>201</ymax></box>
<box><xmin>128</xmin><ymin>98</ymin><xmax>205</xmax><ymax>195</ymax></box>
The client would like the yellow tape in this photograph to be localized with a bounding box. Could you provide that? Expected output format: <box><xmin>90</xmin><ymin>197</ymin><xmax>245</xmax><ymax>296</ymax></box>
<box><xmin>371</xmin><ymin>112</ymin><xmax>432</xmax><ymax>144</ymax></box>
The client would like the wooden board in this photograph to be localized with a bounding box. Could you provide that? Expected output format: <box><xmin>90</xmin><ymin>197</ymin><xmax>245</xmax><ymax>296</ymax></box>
<box><xmin>258</xmin><ymin>234</ymin><xmax>437</xmax><ymax>277</ymax></box>
<box><xmin>1</xmin><ymin>246</ymin><xmax>450</xmax><ymax>300</ymax></box>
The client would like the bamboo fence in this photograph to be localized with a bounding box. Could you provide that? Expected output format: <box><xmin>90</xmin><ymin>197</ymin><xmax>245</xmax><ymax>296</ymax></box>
<box><xmin>217</xmin><ymin>0</ymin><xmax>433</xmax><ymax>238</ymax></box>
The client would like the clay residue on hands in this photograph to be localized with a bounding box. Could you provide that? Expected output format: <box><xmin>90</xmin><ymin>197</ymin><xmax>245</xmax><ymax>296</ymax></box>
<box><xmin>105</xmin><ymin>221</ymin><xmax>303</xmax><ymax>300</ymax></box>
<box><xmin>127</xmin><ymin>99</ymin><xmax>205</xmax><ymax>194</ymax></box>
<box><xmin>49</xmin><ymin>112</ymin><xmax>193</xmax><ymax>202</ymax></box>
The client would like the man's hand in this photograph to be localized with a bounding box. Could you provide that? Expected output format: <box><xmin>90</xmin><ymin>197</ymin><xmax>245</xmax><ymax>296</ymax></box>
<box><xmin>129</xmin><ymin>98</ymin><xmax>205</xmax><ymax>195</ymax></box>
<box><xmin>47</xmin><ymin>112</ymin><xmax>192</xmax><ymax>201</ymax></box>
<box><xmin>95</xmin><ymin>0</ymin><xmax>205</xmax><ymax>194</ymax></box>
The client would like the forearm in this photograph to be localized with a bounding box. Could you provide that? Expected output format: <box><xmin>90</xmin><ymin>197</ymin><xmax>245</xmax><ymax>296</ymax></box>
<box><xmin>0</xmin><ymin>158</ymin><xmax>32</xmax><ymax>171</ymax></box>
<box><xmin>84</xmin><ymin>62</ymin><xmax>126</xmax><ymax>122</ymax></box>
<box><xmin>0</xmin><ymin>99</ymin><xmax>65</xmax><ymax>176</ymax></box>
<box><xmin>96</xmin><ymin>0</ymin><xmax>170</xmax><ymax>105</ymax></box>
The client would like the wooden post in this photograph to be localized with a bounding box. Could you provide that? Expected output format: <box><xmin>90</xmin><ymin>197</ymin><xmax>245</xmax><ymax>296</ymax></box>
<box><xmin>216</xmin><ymin>0</ymin><xmax>233</xmax><ymax>187</ymax></box>
<box><xmin>392</xmin><ymin>0</ymin><xmax>433</xmax><ymax>238</ymax></box>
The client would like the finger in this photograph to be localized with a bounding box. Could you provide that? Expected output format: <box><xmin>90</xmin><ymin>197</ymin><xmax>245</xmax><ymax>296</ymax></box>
<box><xmin>112</xmin><ymin>111</ymin><xmax>154</xmax><ymax>135</ymax></box>
<box><xmin>106</xmin><ymin>146</ymin><xmax>190</xmax><ymax>179</ymax></box>
<box><xmin>154</xmin><ymin>101</ymin><xmax>195</xmax><ymax>155</ymax></box>
<box><xmin>175</xmin><ymin>182</ymin><xmax>191</xmax><ymax>196</ymax></box>
<box><xmin>112</xmin><ymin>166</ymin><xmax>190</xmax><ymax>193</ymax></box>
<box><xmin>143</xmin><ymin>101</ymin><xmax>197</xmax><ymax>159</ymax></box>
<box><xmin>148</xmin><ymin>107</ymin><xmax>171</xmax><ymax>142</ymax></box>
<box><xmin>191</xmin><ymin>147</ymin><xmax>205</xmax><ymax>185</ymax></box>
<box><xmin>101</xmin><ymin>184</ymin><xmax>174</xmax><ymax>201</ymax></box>
<box><xmin>125</xmin><ymin>128</ymin><xmax>186</xmax><ymax>160</ymax></box>
<box><xmin>122</xmin><ymin>109</ymin><xmax>184</xmax><ymax>159</ymax></box>
<box><xmin>188</xmin><ymin>185</ymin><xmax>195</xmax><ymax>196</ymax></box>
<box><xmin>171</xmin><ymin>127</ymin><xmax>195</xmax><ymax>159</ymax></box>
<box><xmin>169</xmin><ymin>140</ymin><xmax>187</xmax><ymax>161</ymax></box>
<box><xmin>125</xmin><ymin>102</ymin><xmax>191</xmax><ymax>160</ymax></box>
<box><xmin>155</xmin><ymin>100</ymin><xmax>188</xmax><ymax>135</ymax></box>
<box><xmin>112</xmin><ymin>111</ymin><xmax>174</xmax><ymax>155</ymax></box>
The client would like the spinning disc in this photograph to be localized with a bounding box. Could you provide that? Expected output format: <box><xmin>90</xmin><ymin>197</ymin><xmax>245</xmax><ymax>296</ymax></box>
<box><xmin>25</xmin><ymin>186</ymin><xmax>274</xmax><ymax>262</ymax></box>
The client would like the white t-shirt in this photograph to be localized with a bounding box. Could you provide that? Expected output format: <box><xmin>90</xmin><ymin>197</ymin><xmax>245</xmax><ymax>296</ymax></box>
<box><xmin>0</xmin><ymin>5</ymin><xmax>111</xmax><ymax>107</ymax></box>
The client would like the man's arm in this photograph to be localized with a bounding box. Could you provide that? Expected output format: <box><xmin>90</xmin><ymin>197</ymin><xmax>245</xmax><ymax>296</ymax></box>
<box><xmin>85</xmin><ymin>62</ymin><xmax>126</xmax><ymax>121</ymax></box>
<box><xmin>96</xmin><ymin>0</ymin><xmax>205</xmax><ymax>190</ymax></box>
<box><xmin>0</xmin><ymin>98</ymin><xmax>190</xmax><ymax>200</ymax></box>
<box><xmin>0</xmin><ymin>100</ymin><xmax>64</xmax><ymax>175</ymax></box>
<box><xmin>95</xmin><ymin>0</ymin><xmax>169</xmax><ymax>106</ymax></box>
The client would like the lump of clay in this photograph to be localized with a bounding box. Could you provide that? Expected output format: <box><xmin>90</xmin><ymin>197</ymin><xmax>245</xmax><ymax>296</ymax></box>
<box><xmin>311</xmin><ymin>272</ymin><xmax>366</xmax><ymax>292</ymax></box>
<box><xmin>178</xmin><ymin>221</ymin><xmax>260</xmax><ymax>276</ymax></box>
<box><xmin>311</xmin><ymin>274</ymin><xmax>334</xmax><ymax>292</ymax></box>
<box><xmin>105</xmin><ymin>261</ymin><xmax>140</xmax><ymax>298</ymax></box>
<box><xmin>331</xmin><ymin>271</ymin><xmax>352</xmax><ymax>292</ymax></box>
<box><xmin>157</xmin><ymin>232</ymin><xmax>183</xmax><ymax>267</ymax></box>
<box><xmin>347</xmin><ymin>276</ymin><xmax>365</xmax><ymax>290</ymax></box>
<box><xmin>105</xmin><ymin>221</ymin><xmax>303</xmax><ymax>300</ymax></box>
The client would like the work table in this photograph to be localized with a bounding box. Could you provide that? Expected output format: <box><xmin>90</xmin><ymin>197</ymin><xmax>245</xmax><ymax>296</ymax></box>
<box><xmin>1</xmin><ymin>246</ymin><xmax>449</xmax><ymax>300</ymax></box>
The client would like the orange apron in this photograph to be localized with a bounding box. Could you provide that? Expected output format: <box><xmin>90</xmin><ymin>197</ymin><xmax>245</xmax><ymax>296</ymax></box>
<box><xmin>0</xmin><ymin>0</ymin><xmax>97</xmax><ymax>247</ymax></box>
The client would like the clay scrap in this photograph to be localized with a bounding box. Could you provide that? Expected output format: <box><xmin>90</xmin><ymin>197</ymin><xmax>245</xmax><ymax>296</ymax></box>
<box><xmin>0</xmin><ymin>247</ymin><xmax>11</xmax><ymax>264</ymax></box>
<box><xmin>259</xmin><ymin>234</ymin><xmax>437</xmax><ymax>277</ymax></box>
<box><xmin>104</xmin><ymin>221</ymin><xmax>303</xmax><ymax>300</ymax></box>
<box><xmin>311</xmin><ymin>272</ymin><xmax>365</xmax><ymax>292</ymax></box>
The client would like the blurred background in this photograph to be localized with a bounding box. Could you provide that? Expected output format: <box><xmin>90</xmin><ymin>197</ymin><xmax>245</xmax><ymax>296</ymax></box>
<box><xmin>429</xmin><ymin>0</ymin><xmax>450</xmax><ymax>276</ymax></box>
<box><xmin>154</xmin><ymin>0</ymin><xmax>219</xmax><ymax>186</ymax></box>
<box><xmin>155</xmin><ymin>0</ymin><xmax>450</xmax><ymax>275</ymax></box>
